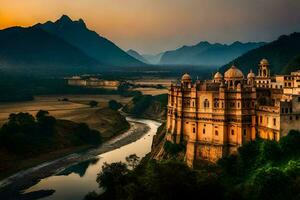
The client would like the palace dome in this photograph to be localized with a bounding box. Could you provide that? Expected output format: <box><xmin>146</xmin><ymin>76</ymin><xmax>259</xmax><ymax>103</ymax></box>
<box><xmin>260</xmin><ymin>58</ymin><xmax>269</xmax><ymax>65</ymax></box>
<box><xmin>247</xmin><ymin>70</ymin><xmax>255</xmax><ymax>79</ymax></box>
<box><xmin>181</xmin><ymin>73</ymin><xmax>192</xmax><ymax>82</ymax></box>
<box><xmin>224</xmin><ymin>65</ymin><xmax>244</xmax><ymax>79</ymax></box>
<box><xmin>214</xmin><ymin>71</ymin><xmax>223</xmax><ymax>80</ymax></box>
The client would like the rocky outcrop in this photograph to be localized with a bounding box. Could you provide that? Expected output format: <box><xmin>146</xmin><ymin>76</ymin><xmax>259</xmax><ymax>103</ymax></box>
<box><xmin>149</xmin><ymin>123</ymin><xmax>185</xmax><ymax>161</ymax></box>
<box><xmin>123</xmin><ymin>94</ymin><xmax>167</xmax><ymax>121</ymax></box>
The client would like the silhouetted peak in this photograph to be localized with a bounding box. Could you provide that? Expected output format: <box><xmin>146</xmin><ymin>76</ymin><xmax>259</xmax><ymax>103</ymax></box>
<box><xmin>231</xmin><ymin>41</ymin><xmax>243</xmax><ymax>45</ymax></box>
<box><xmin>127</xmin><ymin>49</ymin><xmax>139</xmax><ymax>54</ymax></box>
<box><xmin>57</xmin><ymin>15</ymin><xmax>73</xmax><ymax>23</ymax></box>
<box><xmin>77</xmin><ymin>19</ymin><xmax>85</xmax><ymax>26</ymax></box>
<box><xmin>196</xmin><ymin>41</ymin><xmax>211</xmax><ymax>46</ymax></box>
<box><xmin>54</xmin><ymin>15</ymin><xmax>87</xmax><ymax>29</ymax></box>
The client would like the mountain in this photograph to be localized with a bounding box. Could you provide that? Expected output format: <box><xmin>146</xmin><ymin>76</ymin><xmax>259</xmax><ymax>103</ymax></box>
<box><xmin>0</xmin><ymin>26</ymin><xmax>99</xmax><ymax>75</ymax></box>
<box><xmin>283</xmin><ymin>54</ymin><xmax>300</xmax><ymax>73</ymax></box>
<box><xmin>142</xmin><ymin>53</ymin><xmax>164</xmax><ymax>65</ymax></box>
<box><xmin>38</xmin><ymin>15</ymin><xmax>144</xmax><ymax>67</ymax></box>
<box><xmin>127</xmin><ymin>49</ymin><xmax>148</xmax><ymax>63</ymax></box>
<box><xmin>220</xmin><ymin>32</ymin><xmax>300</xmax><ymax>74</ymax></box>
<box><xmin>160</xmin><ymin>41</ymin><xmax>265</xmax><ymax>66</ymax></box>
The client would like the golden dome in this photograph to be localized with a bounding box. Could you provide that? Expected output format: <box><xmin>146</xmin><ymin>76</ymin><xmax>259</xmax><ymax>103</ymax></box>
<box><xmin>247</xmin><ymin>70</ymin><xmax>255</xmax><ymax>79</ymax></box>
<box><xmin>224</xmin><ymin>65</ymin><xmax>244</xmax><ymax>79</ymax></box>
<box><xmin>260</xmin><ymin>58</ymin><xmax>269</xmax><ymax>65</ymax></box>
<box><xmin>214</xmin><ymin>71</ymin><xmax>223</xmax><ymax>79</ymax></box>
<box><xmin>181</xmin><ymin>73</ymin><xmax>192</xmax><ymax>82</ymax></box>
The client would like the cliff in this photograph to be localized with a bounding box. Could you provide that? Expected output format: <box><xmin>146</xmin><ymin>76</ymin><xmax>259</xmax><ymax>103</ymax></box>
<box><xmin>123</xmin><ymin>94</ymin><xmax>167</xmax><ymax>120</ymax></box>
<box><xmin>148</xmin><ymin>123</ymin><xmax>185</xmax><ymax>162</ymax></box>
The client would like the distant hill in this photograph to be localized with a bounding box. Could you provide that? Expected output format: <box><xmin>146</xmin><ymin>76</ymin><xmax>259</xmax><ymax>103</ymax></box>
<box><xmin>127</xmin><ymin>49</ymin><xmax>149</xmax><ymax>63</ymax></box>
<box><xmin>0</xmin><ymin>26</ymin><xmax>99</xmax><ymax>75</ymax></box>
<box><xmin>221</xmin><ymin>32</ymin><xmax>300</xmax><ymax>74</ymax></box>
<box><xmin>38</xmin><ymin>15</ymin><xmax>144</xmax><ymax>67</ymax></box>
<box><xmin>142</xmin><ymin>53</ymin><xmax>164</xmax><ymax>64</ymax></box>
<box><xmin>160</xmin><ymin>41</ymin><xmax>265</xmax><ymax>66</ymax></box>
<box><xmin>284</xmin><ymin>54</ymin><xmax>300</xmax><ymax>73</ymax></box>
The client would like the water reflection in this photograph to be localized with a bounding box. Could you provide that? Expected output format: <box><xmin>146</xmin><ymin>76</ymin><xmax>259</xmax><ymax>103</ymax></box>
<box><xmin>58</xmin><ymin>158</ymin><xmax>100</xmax><ymax>177</ymax></box>
<box><xmin>24</xmin><ymin>118</ymin><xmax>160</xmax><ymax>200</ymax></box>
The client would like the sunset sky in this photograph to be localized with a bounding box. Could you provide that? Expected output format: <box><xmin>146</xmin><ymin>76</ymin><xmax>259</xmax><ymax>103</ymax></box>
<box><xmin>1</xmin><ymin>0</ymin><xmax>300</xmax><ymax>54</ymax></box>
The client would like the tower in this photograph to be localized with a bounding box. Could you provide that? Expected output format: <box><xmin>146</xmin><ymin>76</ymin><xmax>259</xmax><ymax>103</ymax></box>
<box><xmin>258</xmin><ymin>58</ymin><xmax>270</xmax><ymax>78</ymax></box>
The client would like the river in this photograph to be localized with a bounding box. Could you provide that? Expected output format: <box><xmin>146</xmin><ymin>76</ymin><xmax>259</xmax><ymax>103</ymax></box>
<box><xmin>0</xmin><ymin>117</ymin><xmax>161</xmax><ymax>200</ymax></box>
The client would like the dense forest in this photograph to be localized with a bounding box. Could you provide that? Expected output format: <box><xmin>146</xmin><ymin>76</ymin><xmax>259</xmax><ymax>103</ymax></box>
<box><xmin>85</xmin><ymin>130</ymin><xmax>300</xmax><ymax>200</ymax></box>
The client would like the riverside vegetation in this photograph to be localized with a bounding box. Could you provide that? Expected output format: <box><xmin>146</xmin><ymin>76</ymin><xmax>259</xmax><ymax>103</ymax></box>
<box><xmin>0</xmin><ymin>110</ymin><xmax>102</xmax><ymax>178</ymax></box>
<box><xmin>84</xmin><ymin>127</ymin><xmax>300</xmax><ymax>200</ymax></box>
<box><xmin>0</xmin><ymin>104</ymin><xmax>133</xmax><ymax>179</ymax></box>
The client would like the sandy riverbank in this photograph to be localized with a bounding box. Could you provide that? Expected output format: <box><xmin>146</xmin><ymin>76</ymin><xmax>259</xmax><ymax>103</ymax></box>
<box><xmin>0</xmin><ymin>120</ymin><xmax>150</xmax><ymax>199</ymax></box>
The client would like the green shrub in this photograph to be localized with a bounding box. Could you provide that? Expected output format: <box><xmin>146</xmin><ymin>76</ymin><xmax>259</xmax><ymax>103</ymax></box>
<box><xmin>163</xmin><ymin>141</ymin><xmax>185</xmax><ymax>155</ymax></box>
<box><xmin>108</xmin><ymin>100</ymin><xmax>122</xmax><ymax>111</ymax></box>
<box><xmin>89</xmin><ymin>100</ymin><xmax>98</xmax><ymax>108</ymax></box>
<box><xmin>280</xmin><ymin>130</ymin><xmax>300</xmax><ymax>155</ymax></box>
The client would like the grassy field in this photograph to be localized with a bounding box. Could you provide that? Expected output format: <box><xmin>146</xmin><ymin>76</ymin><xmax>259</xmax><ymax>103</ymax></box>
<box><xmin>129</xmin><ymin>77</ymin><xmax>174</xmax><ymax>95</ymax></box>
<box><xmin>132</xmin><ymin>87</ymin><xmax>168</xmax><ymax>95</ymax></box>
<box><xmin>0</xmin><ymin>95</ymin><xmax>132</xmax><ymax>126</ymax></box>
<box><xmin>0</xmin><ymin>94</ymin><xmax>133</xmax><ymax>179</ymax></box>
<box><xmin>131</xmin><ymin>78</ymin><xmax>176</xmax><ymax>87</ymax></box>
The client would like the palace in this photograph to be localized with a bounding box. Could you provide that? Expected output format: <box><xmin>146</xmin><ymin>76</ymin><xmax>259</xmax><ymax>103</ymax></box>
<box><xmin>67</xmin><ymin>76</ymin><xmax>120</xmax><ymax>90</ymax></box>
<box><xmin>166</xmin><ymin>59</ymin><xmax>300</xmax><ymax>167</ymax></box>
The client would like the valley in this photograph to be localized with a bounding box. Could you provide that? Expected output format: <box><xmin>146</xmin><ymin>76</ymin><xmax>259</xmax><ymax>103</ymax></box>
<box><xmin>0</xmin><ymin>4</ymin><xmax>300</xmax><ymax>200</ymax></box>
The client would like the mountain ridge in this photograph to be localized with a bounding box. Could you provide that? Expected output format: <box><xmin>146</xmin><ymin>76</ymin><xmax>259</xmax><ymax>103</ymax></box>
<box><xmin>37</xmin><ymin>15</ymin><xmax>145</xmax><ymax>67</ymax></box>
<box><xmin>160</xmin><ymin>41</ymin><xmax>266</xmax><ymax>66</ymax></box>
<box><xmin>0</xmin><ymin>25</ymin><xmax>100</xmax><ymax>75</ymax></box>
<box><xmin>127</xmin><ymin>49</ymin><xmax>149</xmax><ymax>63</ymax></box>
<box><xmin>220</xmin><ymin>32</ymin><xmax>300</xmax><ymax>74</ymax></box>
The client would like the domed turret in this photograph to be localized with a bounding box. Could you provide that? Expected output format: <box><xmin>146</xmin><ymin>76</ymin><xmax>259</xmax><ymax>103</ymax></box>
<box><xmin>181</xmin><ymin>73</ymin><xmax>192</xmax><ymax>82</ymax></box>
<box><xmin>181</xmin><ymin>73</ymin><xmax>192</xmax><ymax>89</ymax></box>
<box><xmin>224</xmin><ymin>65</ymin><xmax>244</xmax><ymax>80</ymax></box>
<box><xmin>214</xmin><ymin>71</ymin><xmax>223</xmax><ymax>79</ymax></box>
<box><xmin>258</xmin><ymin>58</ymin><xmax>270</xmax><ymax>78</ymax></box>
<box><xmin>260</xmin><ymin>58</ymin><xmax>269</xmax><ymax>66</ymax></box>
<box><xmin>247</xmin><ymin>69</ymin><xmax>255</xmax><ymax>79</ymax></box>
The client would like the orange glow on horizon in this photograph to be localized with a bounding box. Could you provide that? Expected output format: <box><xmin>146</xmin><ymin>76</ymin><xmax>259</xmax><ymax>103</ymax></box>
<box><xmin>1</xmin><ymin>0</ymin><xmax>300</xmax><ymax>54</ymax></box>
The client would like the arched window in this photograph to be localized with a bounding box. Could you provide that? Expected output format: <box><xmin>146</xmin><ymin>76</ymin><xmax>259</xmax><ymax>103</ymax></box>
<box><xmin>263</xmin><ymin>69</ymin><xmax>267</xmax><ymax>76</ymax></box>
<box><xmin>231</xmin><ymin>130</ymin><xmax>234</xmax><ymax>135</ymax></box>
<box><xmin>203</xmin><ymin>129</ymin><xmax>205</xmax><ymax>134</ymax></box>
<box><xmin>204</xmin><ymin>99</ymin><xmax>209</xmax><ymax>108</ymax></box>
<box><xmin>215</xmin><ymin>130</ymin><xmax>218</xmax><ymax>136</ymax></box>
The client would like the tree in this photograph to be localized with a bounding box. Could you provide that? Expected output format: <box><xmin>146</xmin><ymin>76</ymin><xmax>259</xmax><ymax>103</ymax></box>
<box><xmin>36</xmin><ymin>110</ymin><xmax>56</xmax><ymax>135</ymax></box>
<box><xmin>0</xmin><ymin>112</ymin><xmax>38</xmax><ymax>154</ymax></box>
<box><xmin>108</xmin><ymin>100</ymin><xmax>122</xmax><ymax>111</ymax></box>
<box><xmin>96</xmin><ymin>162</ymin><xmax>129</xmax><ymax>196</ymax></box>
<box><xmin>36</xmin><ymin>110</ymin><xmax>49</xmax><ymax>121</ymax></box>
<box><xmin>89</xmin><ymin>100</ymin><xmax>98</xmax><ymax>108</ymax></box>
<box><xmin>252</xmin><ymin>167</ymin><xmax>292</xmax><ymax>200</ymax></box>
<box><xmin>280</xmin><ymin>130</ymin><xmax>300</xmax><ymax>155</ymax></box>
<box><xmin>125</xmin><ymin>154</ymin><xmax>140</xmax><ymax>169</ymax></box>
<box><xmin>260</xmin><ymin>140</ymin><xmax>281</xmax><ymax>162</ymax></box>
